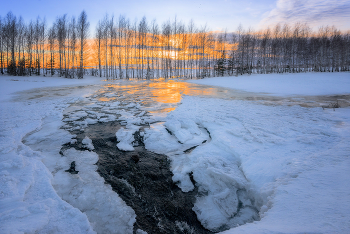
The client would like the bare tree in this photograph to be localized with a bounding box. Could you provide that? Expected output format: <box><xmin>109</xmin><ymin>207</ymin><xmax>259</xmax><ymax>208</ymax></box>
<box><xmin>68</xmin><ymin>16</ymin><xmax>77</xmax><ymax>78</ymax></box>
<box><xmin>95</xmin><ymin>20</ymin><xmax>103</xmax><ymax>77</ymax></box>
<box><xmin>6</xmin><ymin>12</ymin><xmax>18</xmax><ymax>75</ymax></box>
<box><xmin>0</xmin><ymin>16</ymin><xmax>4</xmax><ymax>74</ymax></box>
<box><xmin>26</xmin><ymin>20</ymin><xmax>34</xmax><ymax>76</ymax></box>
<box><xmin>77</xmin><ymin>10</ymin><xmax>89</xmax><ymax>78</ymax></box>
<box><xmin>47</xmin><ymin>24</ymin><xmax>56</xmax><ymax>76</ymax></box>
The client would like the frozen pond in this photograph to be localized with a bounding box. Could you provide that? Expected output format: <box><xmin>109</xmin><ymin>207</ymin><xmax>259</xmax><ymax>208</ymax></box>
<box><xmin>19</xmin><ymin>78</ymin><xmax>350</xmax><ymax>233</ymax></box>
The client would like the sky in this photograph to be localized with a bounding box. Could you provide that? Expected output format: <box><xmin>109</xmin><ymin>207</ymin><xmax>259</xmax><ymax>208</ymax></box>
<box><xmin>1</xmin><ymin>0</ymin><xmax>350</xmax><ymax>34</ymax></box>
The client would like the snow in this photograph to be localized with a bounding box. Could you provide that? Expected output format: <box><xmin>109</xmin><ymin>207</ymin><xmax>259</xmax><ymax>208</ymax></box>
<box><xmin>144</xmin><ymin>73</ymin><xmax>350</xmax><ymax>232</ymax></box>
<box><xmin>145</xmin><ymin>95</ymin><xmax>350</xmax><ymax>232</ymax></box>
<box><xmin>115</xmin><ymin>125</ymin><xmax>140</xmax><ymax>151</ymax></box>
<box><xmin>82</xmin><ymin>136</ymin><xmax>95</xmax><ymax>150</ymax></box>
<box><xmin>1</xmin><ymin>73</ymin><xmax>350</xmax><ymax>233</ymax></box>
<box><xmin>143</xmin><ymin>118</ymin><xmax>209</xmax><ymax>157</ymax></box>
<box><xmin>188</xmin><ymin>72</ymin><xmax>350</xmax><ymax>96</ymax></box>
<box><xmin>0</xmin><ymin>76</ymin><xmax>135</xmax><ymax>234</ymax></box>
<box><xmin>0</xmin><ymin>75</ymin><xmax>105</xmax><ymax>102</ymax></box>
<box><xmin>136</xmin><ymin>229</ymin><xmax>148</xmax><ymax>234</ymax></box>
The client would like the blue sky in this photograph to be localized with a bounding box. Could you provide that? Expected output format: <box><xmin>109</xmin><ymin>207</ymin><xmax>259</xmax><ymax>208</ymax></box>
<box><xmin>1</xmin><ymin>0</ymin><xmax>350</xmax><ymax>33</ymax></box>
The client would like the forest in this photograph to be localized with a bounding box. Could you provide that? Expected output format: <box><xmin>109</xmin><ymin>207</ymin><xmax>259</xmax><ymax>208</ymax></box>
<box><xmin>0</xmin><ymin>11</ymin><xmax>349</xmax><ymax>79</ymax></box>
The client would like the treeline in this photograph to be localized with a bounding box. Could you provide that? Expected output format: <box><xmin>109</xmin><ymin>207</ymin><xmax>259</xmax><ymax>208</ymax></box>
<box><xmin>0</xmin><ymin>11</ymin><xmax>89</xmax><ymax>78</ymax></box>
<box><xmin>1</xmin><ymin>11</ymin><xmax>349</xmax><ymax>79</ymax></box>
<box><xmin>225</xmin><ymin>24</ymin><xmax>350</xmax><ymax>76</ymax></box>
<box><xmin>83</xmin><ymin>15</ymin><xmax>350</xmax><ymax>78</ymax></box>
<box><xmin>93</xmin><ymin>15</ymin><xmax>214</xmax><ymax>79</ymax></box>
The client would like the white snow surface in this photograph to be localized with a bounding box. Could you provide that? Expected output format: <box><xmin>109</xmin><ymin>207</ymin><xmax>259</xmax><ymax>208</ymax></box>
<box><xmin>144</xmin><ymin>73</ymin><xmax>349</xmax><ymax>232</ymax></box>
<box><xmin>82</xmin><ymin>136</ymin><xmax>95</xmax><ymax>150</ymax></box>
<box><xmin>145</xmin><ymin>95</ymin><xmax>350</xmax><ymax>233</ymax></box>
<box><xmin>188</xmin><ymin>72</ymin><xmax>350</xmax><ymax>96</ymax></box>
<box><xmin>0</xmin><ymin>75</ymin><xmax>104</xmax><ymax>102</ymax></box>
<box><xmin>0</xmin><ymin>76</ymin><xmax>135</xmax><ymax>234</ymax></box>
<box><xmin>116</xmin><ymin>125</ymin><xmax>140</xmax><ymax>151</ymax></box>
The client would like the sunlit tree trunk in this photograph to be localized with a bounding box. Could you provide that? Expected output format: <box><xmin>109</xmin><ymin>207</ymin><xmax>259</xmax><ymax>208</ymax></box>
<box><xmin>77</xmin><ymin>10</ymin><xmax>89</xmax><ymax>79</ymax></box>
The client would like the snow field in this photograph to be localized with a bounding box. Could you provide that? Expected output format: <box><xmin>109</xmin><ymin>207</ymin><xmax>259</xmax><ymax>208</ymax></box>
<box><xmin>0</xmin><ymin>99</ymin><xmax>96</xmax><ymax>233</ymax></box>
<box><xmin>188</xmin><ymin>72</ymin><xmax>350</xmax><ymax>96</ymax></box>
<box><xmin>145</xmin><ymin>95</ymin><xmax>350</xmax><ymax>233</ymax></box>
<box><xmin>0</xmin><ymin>77</ymin><xmax>140</xmax><ymax>234</ymax></box>
<box><xmin>0</xmin><ymin>75</ymin><xmax>106</xmax><ymax>102</ymax></box>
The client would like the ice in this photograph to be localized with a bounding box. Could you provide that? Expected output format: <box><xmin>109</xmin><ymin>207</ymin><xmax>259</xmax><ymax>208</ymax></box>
<box><xmin>144</xmin><ymin>117</ymin><xmax>210</xmax><ymax>155</ymax></box>
<box><xmin>144</xmin><ymin>104</ymin><xmax>258</xmax><ymax>230</ymax></box>
<box><xmin>54</xmin><ymin>149</ymin><xmax>136</xmax><ymax>234</ymax></box>
<box><xmin>0</xmin><ymin>75</ymin><xmax>105</xmax><ymax>102</ymax></box>
<box><xmin>143</xmin><ymin>123</ymin><xmax>183</xmax><ymax>154</ymax></box>
<box><xmin>85</xmin><ymin>118</ymin><xmax>99</xmax><ymax>125</ymax></box>
<box><xmin>136</xmin><ymin>229</ymin><xmax>148</xmax><ymax>234</ymax></box>
<box><xmin>108</xmin><ymin>101</ymin><xmax>120</xmax><ymax>108</ymax></box>
<box><xmin>193</xmin><ymin>188</ymin><xmax>239</xmax><ymax>231</ymax></box>
<box><xmin>116</xmin><ymin>125</ymin><xmax>140</xmax><ymax>151</ymax></box>
<box><xmin>126</xmin><ymin>102</ymin><xmax>137</xmax><ymax>108</ymax></box>
<box><xmin>165</xmin><ymin>119</ymin><xmax>194</xmax><ymax>143</ymax></box>
<box><xmin>82</xmin><ymin>136</ymin><xmax>95</xmax><ymax>150</ymax></box>
<box><xmin>98</xmin><ymin>114</ymin><xmax>117</xmax><ymax>122</ymax></box>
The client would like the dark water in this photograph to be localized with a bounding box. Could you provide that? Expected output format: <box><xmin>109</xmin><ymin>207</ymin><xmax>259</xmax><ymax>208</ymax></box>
<box><xmin>62</xmin><ymin>121</ymin><xmax>212</xmax><ymax>234</ymax></box>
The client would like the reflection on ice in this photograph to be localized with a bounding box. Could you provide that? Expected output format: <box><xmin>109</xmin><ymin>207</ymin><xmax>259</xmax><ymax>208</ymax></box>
<box><xmin>93</xmin><ymin>79</ymin><xmax>220</xmax><ymax>114</ymax></box>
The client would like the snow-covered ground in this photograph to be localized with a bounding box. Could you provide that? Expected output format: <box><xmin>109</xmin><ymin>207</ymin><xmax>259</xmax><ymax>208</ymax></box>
<box><xmin>188</xmin><ymin>72</ymin><xmax>350</xmax><ymax>96</ymax></box>
<box><xmin>183</xmin><ymin>72</ymin><xmax>350</xmax><ymax>233</ymax></box>
<box><xmin>150</xmin><ymin>96</ymin><xmax>350</xmax><ymax>233</ymax></box>
<box><xmin>1</xmin><ymin>73</ymin><xmax>350</xmax><ymax>233</ymax></box>
<box><xmin>0</xmin><ymin>76</ymin><xmax>136</xmax><ymax>234</ymax></box>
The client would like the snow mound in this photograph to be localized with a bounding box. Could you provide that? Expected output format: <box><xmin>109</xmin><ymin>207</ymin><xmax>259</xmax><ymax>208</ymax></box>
<box><xmin>144</xmin><ymin>118</ymin><xmax>209</xmax><ymax>155</ymax></box>
<box><xmin>143</xmin><ymin>113</ymin><xmax>258</xmax><ymax>231</ymax></box>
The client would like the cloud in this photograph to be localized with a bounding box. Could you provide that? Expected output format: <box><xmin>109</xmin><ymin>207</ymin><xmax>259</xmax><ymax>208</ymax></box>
<box><xmin>259</xmin><ymin>0</ymin><xmax>350</xmax><ymax>30</ymax></box>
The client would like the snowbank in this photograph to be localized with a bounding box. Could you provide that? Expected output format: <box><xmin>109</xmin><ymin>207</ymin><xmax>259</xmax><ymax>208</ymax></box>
<box><xmin>188</xmin><ymin>72</ymin><xmax>350</xmax><ymax>96</ymax></box>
